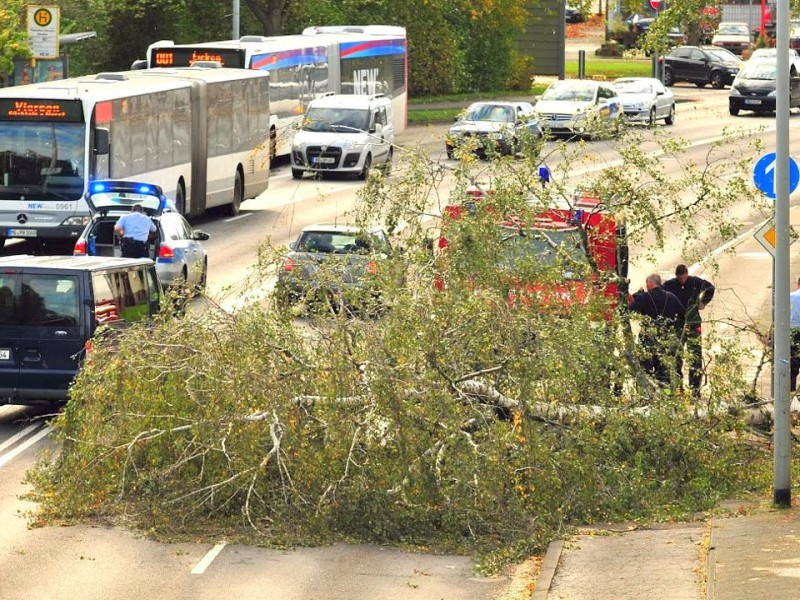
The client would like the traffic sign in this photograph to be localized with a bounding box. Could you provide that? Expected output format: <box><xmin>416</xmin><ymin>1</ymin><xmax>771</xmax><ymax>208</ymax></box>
<box><xmin>27</xmin><ymin>5</ymin><xmax>60</xmax><ymax>59</ymax></box>
<box><xmin>753</xmin><ymin>152</ymin><xmax>800</xmax><ymax>199</ymax></box>
<box><xmin>649</xmin><ymin>0</ymin><xmax>661</xmax><ymax>9</ymax></box>
<box><xmin>755</xmin><ymin>220</ymin><xmax>777</xmax><ymax>257</ymax></box>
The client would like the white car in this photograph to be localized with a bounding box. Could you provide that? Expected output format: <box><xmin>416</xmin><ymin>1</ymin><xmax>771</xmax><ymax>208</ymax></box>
<box><xmin>711</xmin><ymin>22</ymin><xmax>752</xmax><ymax>55</ymax></box>
<box><xmin>613</xmin><ymin>77</ymin><xmax>676</xmax><ymax>125</ymax></box>
<box><xmin>534</xmin><ymin>80</ymin><xmax>622</xmax><ymax>138</ymax></box>
<box><xmin>749</xmin><ymin>48</ymin><xmax>800</xmax><ymax>74</ymax></box>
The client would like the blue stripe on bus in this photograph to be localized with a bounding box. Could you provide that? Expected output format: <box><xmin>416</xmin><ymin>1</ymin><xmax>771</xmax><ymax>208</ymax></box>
<box><xmin>251</xmin><ymin>47</ymin><xmax>328</xmax><ymax>71</ymax></box>
<box><xmin>340</xmin><ymin>39</ymin><xmax>406</xmax><ymax>59</ymax></box>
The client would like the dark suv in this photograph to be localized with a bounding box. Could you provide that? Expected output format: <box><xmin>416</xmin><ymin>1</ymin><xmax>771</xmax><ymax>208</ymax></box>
<box><xmin>661</xmin><ymin>45</ymin><xmax>742</xmax><ymax>88</ymax></box>
<box><xmin>0</xmin><ymin>255</ymin><xmax>162</xmax><ymax>405</ymax></box>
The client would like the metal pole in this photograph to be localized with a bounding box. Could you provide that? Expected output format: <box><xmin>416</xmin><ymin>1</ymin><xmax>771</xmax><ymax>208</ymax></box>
<box><xmin>232</xmin><ymin>0</ymin><xmax>240</xmax><ymax>40</ymax></box>
<box><xmin>773</xmin><ymin>0</ymin><xmax>791</xmax><ymax>508</ymax></box>
<box><xmin>578</xmin><ymin>50</ymin><xmax>586</xmax><ymax>79</ymax></box>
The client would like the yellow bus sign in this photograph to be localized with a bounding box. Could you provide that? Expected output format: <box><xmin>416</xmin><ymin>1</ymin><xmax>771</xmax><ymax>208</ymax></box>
<box><xmin>27</xmin><ymin>5</ymin><xmax>60</xmax><ymax>59</ymax></box>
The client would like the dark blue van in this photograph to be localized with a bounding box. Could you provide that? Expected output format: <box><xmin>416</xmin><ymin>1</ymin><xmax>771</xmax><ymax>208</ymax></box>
<box><xmin>0</xmin><ymin>255</ymin><xmax>162</xmax><ymax>404</ymax></box>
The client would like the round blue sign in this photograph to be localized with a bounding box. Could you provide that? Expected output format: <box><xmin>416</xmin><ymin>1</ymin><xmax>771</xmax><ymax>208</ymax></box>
<box><xmin>753</xmin><ymin>152</ymin><xmax>800</xmax><ymax>200</ymax></box>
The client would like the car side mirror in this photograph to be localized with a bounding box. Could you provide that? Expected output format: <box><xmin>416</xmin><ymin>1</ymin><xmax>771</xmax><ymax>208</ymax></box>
<box><xmin>193</xmin><ymin>230</ymin><xmax>210</xmax><ymax>241</ymax></box>
<box><xmin>94</xmin><ymin>128</ymin><xmax>109</xmax><ymax>155</ymax></box>
<box><xmin>656</xmin><ymin>90</ymin><xmax>664</xmax><ymax>95</ymax></box>
<box><xmin>289</xmin><ymin>241</ymin><xmax>297</xmax><ymax>251</ymax></box>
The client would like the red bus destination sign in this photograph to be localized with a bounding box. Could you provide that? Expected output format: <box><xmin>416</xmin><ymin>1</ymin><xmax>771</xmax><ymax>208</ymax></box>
<box><xmin>0</xmin><ymin>99</ymin><xmax>83</xmax><ymax>122</ymax></box>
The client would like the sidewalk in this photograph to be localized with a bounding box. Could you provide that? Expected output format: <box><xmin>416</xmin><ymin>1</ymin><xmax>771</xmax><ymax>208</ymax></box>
<box><xmin>531</xmin><ymin>502</ymin><xmax>800</xmax><ymax>600</ymax></box>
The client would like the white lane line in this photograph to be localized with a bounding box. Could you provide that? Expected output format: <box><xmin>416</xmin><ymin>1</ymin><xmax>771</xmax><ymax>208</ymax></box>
<box><xmin>0</xmin><ymin>423</ymin><xmax>43</xmax><ymax>454</ymax></box>
<box><xmin>191</xmin><ymin>542</ymin><xmax>227</xmax><ymax>575</ymax></box>
<box><xmin>224</xmin><ymin>213</ymin><xmax>253</xmax><ymax>223</ymax></box>
<box><xmin>0</xmin><ymin>425</ymin><xmax>50</xmax><ymax>468</ymax></box>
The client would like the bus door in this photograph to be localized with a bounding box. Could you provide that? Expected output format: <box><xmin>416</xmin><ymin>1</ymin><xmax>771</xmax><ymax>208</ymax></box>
<box><xmin>188</xmin><ymin>80</ymin><xmax>208</xmax><ymax>217</ymax></box>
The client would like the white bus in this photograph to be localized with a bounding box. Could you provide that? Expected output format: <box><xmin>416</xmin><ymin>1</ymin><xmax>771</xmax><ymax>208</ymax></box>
<box><xmin>0</xmin><ymin>65</ymin><xmax>270</xmax><ymax>246</ymax></box>
<box><xmin>143</xmin><ymin>25</ymin><xmax>407</xmax><ymax>159</ymax></box>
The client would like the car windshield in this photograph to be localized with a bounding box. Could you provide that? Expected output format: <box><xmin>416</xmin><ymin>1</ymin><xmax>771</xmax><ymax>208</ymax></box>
<box><xmin>738</xmin><ymin>61</ymin><xmax>777</xmax><ymax>80</ymax></box>
<box><xmin>296</xmin><ymin>230</ymin><xmax>386</xmax><ymax>254</ymax></box>
<box><xmin>614</xmin><ymin>80</ymin><xmax>653</xmax><ymax>94</ymax></box>
<box><xmin>302</xmin><ymin>108</ymin><xmax>370</xmax><ymax>133</ymax></box>
<box><xmin>540</xmin><ymin>83</ymin><xmax>596</xmax><ymax>102</ymax></box>
<box><xmin>462</xmin><ymin>104</ymin><xmax>515</xmax><ymax>123</ymax></box>
<box><xmin>706</xmin><ymin>48</ymin><xmax>741</xmax><ymax>62</ymax></box>
<box><xmin>717</xmin><ymin>24</ymin><xmax>749</xmax><ymax>35</ymax></box>
<box><xmin>498</xmin><ymin>225</ymin><xmax>588</xmax><ymax>277</ymax></box>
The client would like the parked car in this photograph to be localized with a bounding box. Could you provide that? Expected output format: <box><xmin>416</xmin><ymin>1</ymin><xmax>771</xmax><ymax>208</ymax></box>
<box><xmin>565</xmin><ymin>4</ymin><xmax>585</xmax><ymax>23</ymax></box>
<box><xmin>0</xmin><ymin>255</ymin><xmax>162</xmax><ymax>405</ymax></box>
<box><xmin>661</xmin><ymin>45</ymin><xmax>742</xmax><ymax>88</ymax></box>
<box><xmin>534</xmin><ymin>80</ymin><xmax>622</xmax><ymax>138</ymax></box>
<box><xmin>711</xmin><ymin>22</ymin><xmax>752</xmax><ymax>55</ymax></box>
<box><xmin>291</xmin><ymin>93</ymin><xmax>394</xmax><ymax>180</ymax></box>
<box><xmin>445</xmin><ymin>101</ymin><xmax>542</xmax><ymax>159</ymax></box>
<box><xmin>274</xmin><ymin>224</ymin><xmax>403</xmax><ymax>314</ymax></box>
<box><xmin>622</xmin><ymin>16</ymin><xmax>686</xmax><ymax>49</ymax></box>
<box><xmin>613</xmin><ymin>77</ymin><xmax>676</xmax><ymax>125</ymax></box>
<box><xmin>728</xmin><ymin>59</ymin><xmax>800</xmax><ymax>116</ymax></box>
<box><xmin>73</xmin><ymin>180</ymin><xmax>210</xmax><ymax>291</ymax></box>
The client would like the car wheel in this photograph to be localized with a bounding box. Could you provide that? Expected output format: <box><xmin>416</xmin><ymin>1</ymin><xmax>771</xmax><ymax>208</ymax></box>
<box><xmin>446</xmin><ymin>147</ymin><xmax>454</xmax><ymax>159</ymax></box>
<box><xmin>648</xmin><ymin>107</ymin><xmax>656</xmax><ymax>126</ymax></box>
<box><xmin>729</xmin><ymin>105</ymin><xmax>740</xmax><ymax>116</ymax></box>
<box><xmin>358</xmin><ymin>154</ymin><xmax>372</xmax><ymax>180</ymax></box>
<box><xmin>663</xmin><ymin>67</ymin><xmax>674</xmax><ymax>86</ymax></box>
<box><xmin>195</xmin><ymin>260</ymin><xmax>208</xmax><ymax>295</ymax></box>
<box><xmin>380</xmin><ymin>147</ymin><xmax>394</xmax><ymax>174</ymax></box>
<box><xmin>292</xmin><ymin>168</ymin><xmax>303</xmax><ymax>180</ymax></box>
<box><xmin>710</xmin><ymin>71</ymin><xmax>724</xmax><ymax>89</ymax></box>
<box><xmin>665</xmin><ymin>104</ymin><xmax>675</xmax><ymax>125</ymax></box>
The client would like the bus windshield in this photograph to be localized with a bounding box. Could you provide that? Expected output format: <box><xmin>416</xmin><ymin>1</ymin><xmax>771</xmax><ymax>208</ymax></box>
<box><xmin>302</xmin><ymin>108</ymin><xmax>370</xmax><ymax>133</ymax></box>
<box><xmin>0</xmin><ymin>121</ymin><xmax>86</xmax><ymax>200</ymax></box>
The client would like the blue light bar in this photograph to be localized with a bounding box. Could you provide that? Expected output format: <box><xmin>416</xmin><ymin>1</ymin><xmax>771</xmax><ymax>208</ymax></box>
<box><xmin>137</xmin><ymin>185</ymin><xmax>152</xmax><ymax>194</ymax></box>
<box><xmin>90</xmin><ymin>182</ymin><xmax>107</xmax><ymax>193</ymax></box>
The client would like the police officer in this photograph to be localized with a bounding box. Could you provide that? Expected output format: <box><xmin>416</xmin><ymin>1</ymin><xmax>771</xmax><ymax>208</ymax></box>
<box><xmin>629</xmin><ymin>273</ymin><xmax>686</xmax><ymax>387</ymax></box>
<box><xmin>114</xmin><ymin>204</ymin><xmax>156</xmax><ymax>258</ymax></box>
<box><xmin>663</xmin><ymin>264</ymin><xmax>715</xmax><ymax>397</ymax></box>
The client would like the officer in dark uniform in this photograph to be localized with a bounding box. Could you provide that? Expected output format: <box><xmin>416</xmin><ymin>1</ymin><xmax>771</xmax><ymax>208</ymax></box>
<box><xmin>629</xmin><ymin>272</ymin><xmax>686</xmax><ymax>387</ymax></box>
<box><xmin>663</xmin><ymin>264</ymin><xmax>715</xmax><ymax>397</ymax></box>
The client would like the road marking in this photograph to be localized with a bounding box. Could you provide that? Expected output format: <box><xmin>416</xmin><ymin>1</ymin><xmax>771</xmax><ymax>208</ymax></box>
<box><xmin>191</xmin><ymin>542</ymin><xmax>227</xmax><ymax>575</ymax></box>
<box><xmin>224</xmin><ymin>213</ymin><xmax>253</xmax><ymax>223</ymax></box>
<box><xmin>0</xmin><ymin>423</ymin><xmax>42</xmax><ymax>454</ymax></box>
<box><xmin>0</xmin><ymin>425</ymin><xmax>50</xmax><ymax>468</ymax></box>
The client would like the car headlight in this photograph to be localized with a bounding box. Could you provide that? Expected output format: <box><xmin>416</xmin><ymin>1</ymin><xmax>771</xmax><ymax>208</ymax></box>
<box><xmin>61</xmin><ymin>216</ymin><xmax>91</xmax><ymax>227</ymax></box>
<box><xmin>629</xmin><ymin>102</ymin><xmax>646</xmax><ymax>110</ymax></box>
<box><xmin>728</xmin><ymin>67</ymin><xmax>739</xmax><ymax>73</ymax></box>
<box><xmin>487</xmin><ymin>131</ymin><xmax>504</xmax><ymax>140</ymax></box>
<box><xmin>768</xmin><ymin>90</ymin><xmax>777</xmax><ymax>97</ymax></box>
<box><xmin>730</xmin><ymin>86</ymin><xmax>740</xmax><ymax>94</ymax></box>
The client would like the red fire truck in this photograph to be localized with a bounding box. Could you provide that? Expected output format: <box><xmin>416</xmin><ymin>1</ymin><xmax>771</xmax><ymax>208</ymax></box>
<box><xmin>436</xmin><ymin>188</ymin><xmax>629</xmax><ymax>316</ymax></box>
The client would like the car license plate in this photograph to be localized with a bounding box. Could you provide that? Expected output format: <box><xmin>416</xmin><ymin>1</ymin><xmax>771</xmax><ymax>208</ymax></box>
<box><xmin>313</xmin><ymin>157</ymin><xmax>336</xmax><ymax>164</ymax></box>
<box><xmin>745</xmin><ymin>99</ymin><xmax>762</xmax><ymax>105</ymax></box>
<box><xmin>0</xmin><ymin>349</ymin><xmax>10</xmax><ymax>360</ymax></box>
<box><xmin>8</xmin><ymin>228</ymin><xmax>36</xmax><ymax>237</ymax></box>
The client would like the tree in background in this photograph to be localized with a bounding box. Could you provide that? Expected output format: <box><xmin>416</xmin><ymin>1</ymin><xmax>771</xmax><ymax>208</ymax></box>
<box><xmin>0</xmin><ymin>0</ymin><xmax>31</xmax><ymax>85</ymax></box>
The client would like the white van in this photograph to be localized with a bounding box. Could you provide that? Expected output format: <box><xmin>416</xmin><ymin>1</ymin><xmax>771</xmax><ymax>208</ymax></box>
<box><xmin>290</xmin><ymin>93</ymin><xmax>394</xmax><ymax>180</ymax></box>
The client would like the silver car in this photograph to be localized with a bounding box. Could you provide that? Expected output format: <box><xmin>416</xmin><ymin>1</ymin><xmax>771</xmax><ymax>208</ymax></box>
<box><xmin>613</xmin><ymin>77</ymin><xmax>676</xmax><ymax>125</ymax></box>
<box><xmin>73</xmin><ymin>180</ymin><xmax>210</xmax><ymax>290</ymax></box>
<box><xmin>275</xmin><ymin>224</ymin><xmax>401</xmax><ymax>313</ymax></box>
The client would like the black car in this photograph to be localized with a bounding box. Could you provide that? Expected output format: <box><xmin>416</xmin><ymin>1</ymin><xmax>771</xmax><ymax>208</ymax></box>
<box><xmin>661</xmin><ymin>45</ymin><xmax>742</xmax><ymax>89</ymax></box>
<box><xmin>565</xmin><ymin>5</ymin><xmax>585</xmax><ymax>23</ymax></box>
<box><xmin>729</xmin><ymin>59</ymin><xmax>800</xmax><ymax>116</ymax></box>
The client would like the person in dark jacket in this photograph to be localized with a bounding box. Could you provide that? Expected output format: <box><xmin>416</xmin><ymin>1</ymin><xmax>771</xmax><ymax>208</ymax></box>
<box><xmin>629</xmin><ymin>272</ymin><xmax>686</xmax><ymax>387</ymax></box>
<box><xmin>663</xmin><ymin>264</ymin><xmax>715</xmax><ymax>397</ymax></box>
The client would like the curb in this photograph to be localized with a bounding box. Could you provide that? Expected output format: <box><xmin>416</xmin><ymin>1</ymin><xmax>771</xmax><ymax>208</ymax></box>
<box><xmin>530</xmin><ymin>539</ymin><xmax>564</xmax><ymax>600</ymax></box>
<box><xmin>706</xmin><ymin>520</ymin><xmax>717</xmax><ymax>600</ymax></box>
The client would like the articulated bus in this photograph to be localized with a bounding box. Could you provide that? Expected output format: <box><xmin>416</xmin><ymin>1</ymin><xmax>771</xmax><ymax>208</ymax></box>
<box><xmin>0</xmin><ymin>66</ymin><xmax>270</xmax><ymax>246</ymax></box>
<box><xmin>142</xmin><ymin>25</ymin><xmax>407</xmax><ymax>158</ymax></box>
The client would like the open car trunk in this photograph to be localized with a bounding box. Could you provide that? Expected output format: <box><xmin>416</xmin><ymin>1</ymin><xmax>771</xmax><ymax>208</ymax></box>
<box><xmin>89</xmin><ymin>218</ymin><xmax>161</xmax><ymax>261</ymax></box>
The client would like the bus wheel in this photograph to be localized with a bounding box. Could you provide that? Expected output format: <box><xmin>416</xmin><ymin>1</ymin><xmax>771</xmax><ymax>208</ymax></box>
<box><xmin>227</xmin><ymin>170</ymin><xmax>243</xmax><ymax>217</ymax></box>
<box><xmin>174</xmin><ymin>182</ymin><xmax>186</xmax><ymax>215</ymax></box>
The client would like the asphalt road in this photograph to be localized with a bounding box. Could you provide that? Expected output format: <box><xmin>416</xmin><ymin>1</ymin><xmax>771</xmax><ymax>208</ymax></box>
<box><xmin>1</xmin><ymin>85</ymin><xmax>798</xmax><ymax>598</ymax></box>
